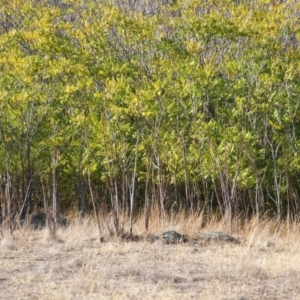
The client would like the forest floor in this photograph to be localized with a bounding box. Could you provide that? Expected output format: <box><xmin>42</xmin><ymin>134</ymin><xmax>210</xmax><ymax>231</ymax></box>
<box><xmin>1</xmin><ymin>216</ymin><xmax>300</xmax><ymax>300</ymax></box>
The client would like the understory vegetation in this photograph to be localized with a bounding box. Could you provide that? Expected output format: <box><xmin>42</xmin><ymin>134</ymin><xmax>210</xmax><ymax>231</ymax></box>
<box><xmin>1</xmin><ymin>0</ymin><xmax>300</xmax><ymax>235</ymax></box>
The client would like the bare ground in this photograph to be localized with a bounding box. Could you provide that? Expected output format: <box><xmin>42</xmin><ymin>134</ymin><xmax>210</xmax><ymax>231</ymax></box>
<box><xmin>1</xmin><ymin>218</ymin><xmax>300</xmax><ymax>300</ymax></box>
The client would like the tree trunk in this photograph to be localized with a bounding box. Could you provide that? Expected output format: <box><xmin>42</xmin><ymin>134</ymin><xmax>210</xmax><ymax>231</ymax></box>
<box><xmin>129</xmin><ymin>132</ymin><xmax>139</xmax><ymax>235</ymax></box>
<box><xmin>51</xmin><ymin>147</ymin><xmax>58</xmax><ymax>238</ymax></box>
<box><xmin>88</xmin><ymin>170</ymin><xmax>102</xmax><ymax>241</ymax></box>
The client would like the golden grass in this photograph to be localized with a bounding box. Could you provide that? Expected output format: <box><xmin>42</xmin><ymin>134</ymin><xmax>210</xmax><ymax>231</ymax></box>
<box><xmin>1</xmin><ymin>213</ymin><xmax>300</xmax><ymax>299</ymax></box>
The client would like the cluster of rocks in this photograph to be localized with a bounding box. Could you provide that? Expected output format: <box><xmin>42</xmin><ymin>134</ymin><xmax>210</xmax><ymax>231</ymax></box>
<box><xmin>162</xmin><ymin>230</ymin><xmax>240</xmax><ymax>244</ymax></box>
<box><xmin>5</xmin><ymin>212</ymin><xmax>241</xmax><ymax>246</ymax></box>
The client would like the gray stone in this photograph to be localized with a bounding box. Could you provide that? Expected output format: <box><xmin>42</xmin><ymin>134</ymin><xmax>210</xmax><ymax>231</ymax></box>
<box><xmin>162</xmin><ymin>231</ymin><xmax>187</xmax><ymax>244</ymax></box>
<box><xmin>198</xmin><ymin>231</ymin><xmax>239</xmax><ymax>243</ymax></box>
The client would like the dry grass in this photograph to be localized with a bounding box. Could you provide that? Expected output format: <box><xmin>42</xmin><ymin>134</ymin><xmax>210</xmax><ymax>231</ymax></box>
<box><xmin>1</xmin><ymin>213</ymin><xmax>300</xmax><ymax>300</ymax></box>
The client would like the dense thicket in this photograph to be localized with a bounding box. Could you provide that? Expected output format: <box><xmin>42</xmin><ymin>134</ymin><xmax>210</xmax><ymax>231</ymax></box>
<box><xmin>1</xmin><ymin>0</ymin><xmax>300</xmax><ymax>233</ymax></box>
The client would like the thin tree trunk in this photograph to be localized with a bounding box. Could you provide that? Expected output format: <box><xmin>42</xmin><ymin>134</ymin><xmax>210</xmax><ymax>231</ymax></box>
<box><xmin>113</xmin><ymin>180</ymin><xmax>120</xmax><ymax>235</ymax></box>
<box><xmin>76</xmin><ymin>173</ymin><xmax>86</xmax><ymax>220</ymax></box>
<box><xmin>155</xmin><ymin>155</ymin><xmax>165</xmax><ymax>215</ymax></box>
<box><xmin>0</xmin><ymin>114</ymin><xmax>13</xmax><ymax>234</ymax></box>
<box><xmin>51</xmin><ymin>147</ymin><xmax>58</xmax><ymax>238</ymax></box>
<box><xmin>41</xmin><ymin>177</ymin><xmax>53</xmax><ymax>234</ymax></box>
<box><xmin>18</xmin><ymin>177</ymin><xmax>33</xmax><ymax>220</ymax></box>
<box><xmin>144</xmin><ymin>154</ymin><xmax>152</xmax><ymax>232</ymax></box>
<box><xmin>182</xmin><ymin>145</ymin><xmax>190</xmax><ymax>211</ymax></box>
<box><xmin>87</xmin><ymin>170</ymin><xmax>102</xmax><ymax>241</ymax></box>
<box><xmin>4</xmin><ymin>169</ymin><xmax>12</xmax><ymax>234</ymax></box>
<box><xmin>129</xmin><ymin>132</ymin><xmax>139</xmax><ymax>235</ymax></box>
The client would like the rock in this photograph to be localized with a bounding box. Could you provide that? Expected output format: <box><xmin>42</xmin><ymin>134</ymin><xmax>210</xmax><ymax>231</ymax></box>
<box><xmin>162</xmin><ymin>231</ymin><xmax>187</xmax><ymax>244</ymax></box>
<box><xmin>198</xmin><ymin>231</ymin><xmax>240</xmax><ymax>244</ymax></box>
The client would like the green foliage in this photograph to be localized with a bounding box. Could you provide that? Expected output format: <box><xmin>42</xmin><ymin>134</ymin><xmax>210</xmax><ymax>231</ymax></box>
<box><xmin>1</xmin><ymin>0</ymin><xmax>300</xmax><ymax>219</ymax></box>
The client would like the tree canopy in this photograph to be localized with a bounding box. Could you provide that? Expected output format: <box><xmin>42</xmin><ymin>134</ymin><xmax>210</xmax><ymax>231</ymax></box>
<box><xmin>1</xmin><ymin>0</ymin><xmax>300</xmax><ymax>233</ymax></box>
